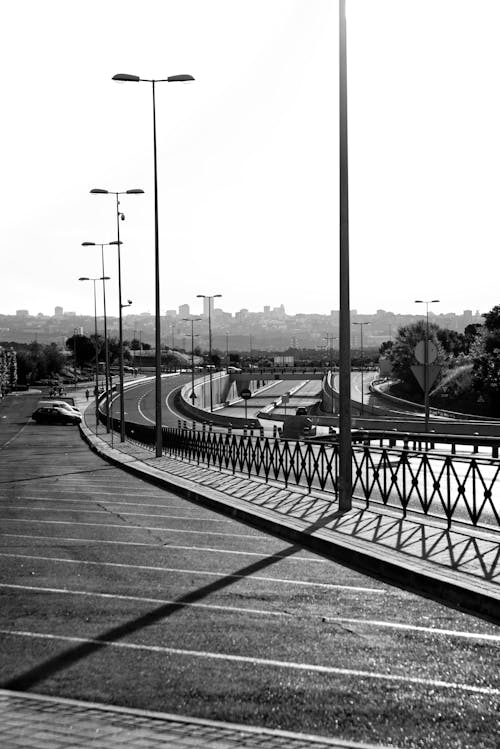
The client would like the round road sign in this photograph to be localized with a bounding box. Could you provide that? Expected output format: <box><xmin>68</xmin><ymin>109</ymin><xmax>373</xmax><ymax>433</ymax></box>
<box><xmin>241</xmin><ymin>389</ymin><xmax>252</xmax><ymax>400</ymax></box>
<box><xmin>414</xmin><ymin>340</ymin><xmax>438</xmax><ymax>364</ymax></box>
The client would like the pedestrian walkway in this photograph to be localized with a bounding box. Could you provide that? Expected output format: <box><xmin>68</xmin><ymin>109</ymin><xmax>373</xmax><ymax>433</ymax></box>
<box><xmin>0</xmin><ymin>689</ymin><xmax>383</xmax><ymax>749</ymax></box>
<box><xmin>77</xmin><ymin>393</ymin><xmax>500</xmax><ymax>624</ymax></box>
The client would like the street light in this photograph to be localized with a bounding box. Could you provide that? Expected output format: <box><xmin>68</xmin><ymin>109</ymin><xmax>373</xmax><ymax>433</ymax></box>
<box><xmin>90</xmin><ymin>188</ymin><xmax>143</xmax><ymax>442</ymax></box>
<box><xmin>112</xmin><ymin>72</ymin><xmax>195</xmax><ymax>457</ymax></box>
<box><xmin>415</xmin><ymin>299</ymin><xmax>440</xmax><ymax>431</ymax></box>
<box><xmin>79</xmin><ymin>275</ymin><xmax>110</xmax><ymax>432</ymax></box>
<box><xmin>183</xmin><ymin>318</ymin><xmax>201</xmax><ymax>404</ymax></box>
<box><xmin>197</xmin><ymin>294</ymin><xmax>222</xmax><ymax>411</ymax></box>
<box><xmin>353</xmin><ymin>322</ymin><xmax>370</xmax><ymax>416</ymax></box>
<box><xmin>339</xmin><ymin>0</ymin><xmax>351</xmax><ymax>511</ymax></box>
<box><xmin>82</xmin><ymin>240</ymin><xmax>121</xmax><ymax>432</ymax></box>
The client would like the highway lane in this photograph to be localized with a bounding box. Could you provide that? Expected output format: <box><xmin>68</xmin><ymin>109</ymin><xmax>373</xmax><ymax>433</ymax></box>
<box><xmin>1</xmin><ymin>398</ymin><xmax>500</xmax><ymax>747</ymax></box>
<box><xmin>117</xmin><ymin>373</ymin><xmax>192</xmax><ymax>428</ymax></box>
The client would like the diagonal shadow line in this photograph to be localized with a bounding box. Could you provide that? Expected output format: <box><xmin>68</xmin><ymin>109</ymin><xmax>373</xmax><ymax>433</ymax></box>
<box><xmin>1</xmin><ymin>508</ymin><xmax>346</xmax><ymax>692</ymax></box>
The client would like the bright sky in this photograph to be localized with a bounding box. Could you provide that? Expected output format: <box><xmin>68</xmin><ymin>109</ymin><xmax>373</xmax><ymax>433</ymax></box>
<box><xmin>2</xmin><ymin>1</ymin><xmax>499</xmax><ymax>318</ymax></box>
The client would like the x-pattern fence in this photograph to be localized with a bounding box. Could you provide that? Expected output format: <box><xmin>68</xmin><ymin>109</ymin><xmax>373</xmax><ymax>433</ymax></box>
<box><xmin>99</xmin><ymin>411</ymin><xmax>500</xmax><ymax>529</ymax></box>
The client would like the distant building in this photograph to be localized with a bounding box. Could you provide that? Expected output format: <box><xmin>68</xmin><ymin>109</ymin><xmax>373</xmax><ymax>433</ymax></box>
<box><xmin>54</xmin><ymin>306</ymin><xmax>63</xmax><ymax>316</ymax></box>
<box><xmin>202</xmin><ymin>297</ymin><xmax>214</xmax><ymax>317</ymax></box>
<box><xmin>16</xmin><ymin>310</ymin><xmax>29</xmax><ymax>317</ymax></box>
<box><xmin>179</xmin><ymin>304</ymin><xmax>190</xmax><ymax>317</ymax></box>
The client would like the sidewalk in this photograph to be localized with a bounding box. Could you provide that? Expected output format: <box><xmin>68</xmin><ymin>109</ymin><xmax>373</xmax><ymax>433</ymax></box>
<box><xmin>0</xmin><ymin>689</ymin><xmax>383</xmax><ymax>749</ymax></box>
<box><xmin>76</xmin><ymin>392</ymin><xmax>500</xmax><ymax>625</ymax></box>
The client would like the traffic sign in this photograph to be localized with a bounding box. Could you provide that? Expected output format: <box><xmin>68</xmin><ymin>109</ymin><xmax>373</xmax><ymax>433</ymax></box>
<box><xmin>410</xmin><ymin>364</ymin><xmax>441</xmax><ymax>392</ymax></box>
<box><xmin>414</xmin><ymin>340</ymin><xmax>438</xmax><ymax>364</ymax></box>
<box><xmin>241</xmin><ymin>388</ymin><xmax>252</xmax><ymax>400</ymax></box>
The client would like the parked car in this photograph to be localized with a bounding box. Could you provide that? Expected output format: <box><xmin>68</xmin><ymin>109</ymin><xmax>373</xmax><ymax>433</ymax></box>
<box><xmin>32</xmin><ymin>406</ymin><xmax>82</xmax><ymax>425</ymax></box>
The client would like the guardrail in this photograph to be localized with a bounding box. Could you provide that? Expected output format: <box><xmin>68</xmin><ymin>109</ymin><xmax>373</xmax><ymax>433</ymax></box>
<box><xmin>97</xmin><ymin>406</ymin><xmax>500</xmax><ymax>529</ymax></box>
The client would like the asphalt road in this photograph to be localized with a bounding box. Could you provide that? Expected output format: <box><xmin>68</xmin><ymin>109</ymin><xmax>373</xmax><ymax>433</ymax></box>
<box><xmin>118</xmin><ymin>374</ymin><xmax>192</xmax><ymax>428</ymax></box>
<box><xmin>1</xmin><ymin>394</ymin><xmax>500</xmax><ymax>748</ymax></box>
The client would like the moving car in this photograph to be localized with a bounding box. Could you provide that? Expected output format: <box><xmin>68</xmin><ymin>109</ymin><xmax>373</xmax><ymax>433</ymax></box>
<box><xmin>38</xmin><ymin>400</ymin><xmax>81</xmax><ymax>416</ymax></box>
<box><xmin>31</xmin><ymin>406</ymin><xmax>82</xmax><ymax>425</ymax></box>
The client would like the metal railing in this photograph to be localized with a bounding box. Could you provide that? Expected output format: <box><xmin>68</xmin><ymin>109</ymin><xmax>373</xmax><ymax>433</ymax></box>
<box><xmin>97</xmin><ymin>407</ymin><xmax>500</xmax><ymax>529</ymax></box>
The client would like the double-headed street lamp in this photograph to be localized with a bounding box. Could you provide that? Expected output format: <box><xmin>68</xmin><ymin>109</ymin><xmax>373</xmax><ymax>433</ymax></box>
<box><xmin>197</xmin><ymin>294</ymin><xmax>221</xmax><ymax>412</ymax></box>
<box><xmin>90</xmin><ymin>188</ymin><xmax>143</xmax><ymax>442</ymax></box>
<box><xmin>183</xmin><ymin>318</ymin><xmax>201</xmax><ymax>404</ymax></box>
<box><xmin>112</xmin><ymin>72</ymin><xmax>195</xmax><ymax>457</ymax></box>
<box><xmin>78</xmin><ymin>275</ymin><xmax>110</xmax><ymax>432</ymax></box>
<box><xmin>82</xmin><ymin>240</ymin><xmax>121</xmax><ymax>432</ymax></box>
<box><xmin>415</xmin><ymin>299</ymin><xmax>440</xmax><ymax>431</ymax></box>
<box><xmin>353</xmin><ymin>322</ymin><xmax>370</xmax><ymax>416</ymax></box>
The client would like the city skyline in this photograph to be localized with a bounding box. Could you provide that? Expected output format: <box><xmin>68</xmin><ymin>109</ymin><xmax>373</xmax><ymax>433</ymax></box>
<box><xmin>3</xmin><ymin>1</ymin><xmax>500</xmax><ymax>317</ymax></box>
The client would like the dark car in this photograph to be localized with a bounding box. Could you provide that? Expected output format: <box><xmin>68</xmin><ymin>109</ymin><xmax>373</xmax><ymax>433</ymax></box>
<box><xmin>31</xmin><ymin>406</ymin><xmax>82</xmax><ymax>425</ymax></box>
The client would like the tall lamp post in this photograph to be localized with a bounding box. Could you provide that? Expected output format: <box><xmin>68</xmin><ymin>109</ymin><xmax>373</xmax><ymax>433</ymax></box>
<box><xmin>111</xmin><ymin>73</ymin><xmax>194</xmax><ymax>457</ymax></box>
<box><xmin>90</xmin><ymin>188</ymin><xmax>143</xmax><ymax>442</ymax></box>
<box><xmin>82</xmin><ymin>240</ymin><xmax>121</xmax><ymax>432</ymax></box>
<box><xmin>353</xmin><ymin>322</ymin><xmax>370</xmax><ymax>416</ymax></box>
<box><xmin>184</xmin><ymin>317</ymin><xmax>201</xmax><ymax>404</ymax></box>
<box><xmin>415</xmin><ymin>299</ymin><xmax>440</xmax><ymax>432</ymax></box>
<box><xmin>79</xmin><ymin>275</ymin><xmax>110</xmax><ymax>432</ymax></box>
<box><xmin>197</xmin><ymin>294</ymin><xmax>221</xmax><ymax>412</ymax></box>
<box><xmin>338</xmin><ymin>0</ymin><xmax>351</xmax><ymax>511</ymax></box>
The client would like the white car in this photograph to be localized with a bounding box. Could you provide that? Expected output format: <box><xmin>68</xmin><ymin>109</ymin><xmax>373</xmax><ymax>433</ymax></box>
<box><xmin>38</xmin><ymin>400</ymin><xmax>82</xmax><ymax>416</ymax></box>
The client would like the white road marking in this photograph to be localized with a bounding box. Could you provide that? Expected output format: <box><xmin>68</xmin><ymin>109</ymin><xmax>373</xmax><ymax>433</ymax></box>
<box><xmin>6</xmin><ymin>494</ymin><xmax>197</xmax><ymax>509</ymax></box>
<box><xmin>0</xmin><ymin>583</ymin><xmax>288</xmax><ymax>618</ymax></box>
<box><xmin>0</xmin><ymin>553</ymin><xmax>385</xmax><ymax>593</ymax></box>
<box><xmin>0</xmin><ymin>533</ymin><xmax>331</xmax><ymax>563</ymax></box>
<box><xmin>6</xmin><ymin>489</ymin><xmax>183</xmax><ymax>499</ymax></box>
<box><xmin>2</xmin><ymin>506</ymin><xmax>232</xmax><ymax>523</ymax></box>
<box><xmin>1</xmin><ymin>629</ymin><xmax>497</xmax><ymax>695</ymax></box>
<box><xmin>320</xmin><ymin>615</ymin><xmax>500</xmax><ymax>642</ymax></box>
<box><xmin>137</xmin><ymin>387</ymin><xmax>154</xmax><ymax>424</ymax></box>
<box><xmin>1</xmin><ymin>518</ymin><xmax>260</xmax><ymax>539</ymax></box>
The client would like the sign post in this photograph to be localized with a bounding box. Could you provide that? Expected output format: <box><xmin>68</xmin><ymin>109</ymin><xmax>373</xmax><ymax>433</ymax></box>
<box><xmin>241</xmin><ymin>388</ymin><xmax>251</xmax><ymax>422</ymax></box>
<box><xmin>412</xmin><ymin>340</ymin><xmax>439</xmax><ymax>432</ymax></box>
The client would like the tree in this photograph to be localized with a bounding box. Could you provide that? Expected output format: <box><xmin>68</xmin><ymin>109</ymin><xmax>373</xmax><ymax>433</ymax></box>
<box><xmin>471</xmin><ymin>304</ymin><xmax>500</xmax><ymax>414</ymax></box>
<box><xmin>66</xmin><ymin>335</ymin><xmax>95</xmax><ymax>368</ymax></box>
<box><xmin>378</xmin><ymin>340</ymin><xmax>393</xmax><ymax>357</ymax></box>
<box><xmin>388</xmin><ymin>320</ymin><xmax>444</xmax><ymax>396</ymax></box>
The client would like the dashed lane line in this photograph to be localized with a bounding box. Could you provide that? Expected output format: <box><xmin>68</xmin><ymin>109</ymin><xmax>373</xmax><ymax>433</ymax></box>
<box><xmin>0</xmin><ymin>553</ymin><xmax>385</xmax><ymax>593</ymax></box>
<box><xmin>0</xmin><ymin>533</ymin><xmax>332</xmax><ymax>563</ymax></box>
<box><xmin>0</xmin><ymin>582</ymin><xmax>289</xmax><ymax>617</ymax></box>
<box><xmin>1</xmin><ymin>629</ymin><xmax>498</xmax><ymax>696</ymax></box>
<box><xmin>1</xmin><ymin>517</ymin><xmax>261</xmax><ymax>539</ymax></box>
